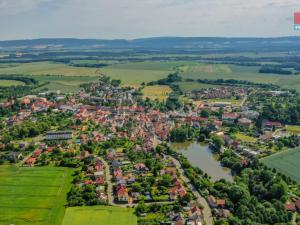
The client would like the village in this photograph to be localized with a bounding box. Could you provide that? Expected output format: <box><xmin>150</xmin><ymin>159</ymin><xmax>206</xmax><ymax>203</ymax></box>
<box><xmin>0</xmin><ymin>76</ymin><xmax>300</xmax><ymax>225</ymax></box>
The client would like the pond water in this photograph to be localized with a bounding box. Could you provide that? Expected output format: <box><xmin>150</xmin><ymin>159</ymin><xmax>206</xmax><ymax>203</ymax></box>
<box><xmin>170</xmin><ymin>141</ymin><xmax>233</xmax><ymax>182</ymax></box>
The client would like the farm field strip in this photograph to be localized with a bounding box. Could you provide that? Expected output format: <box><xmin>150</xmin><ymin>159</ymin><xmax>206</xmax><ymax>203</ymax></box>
<box><xmin>0</xmin><ymin>165</ymin><xmax>73</xmax><ymax>225</ymax></box>
<box><xmin>61</xmin><ymin>206</ymin><xmax>137</xmax><ymax>225</ymax></box>
<box><xmin>261</xmin><ymin>147</ymin><xmax>300</xmax><ymax>183</ymax></box>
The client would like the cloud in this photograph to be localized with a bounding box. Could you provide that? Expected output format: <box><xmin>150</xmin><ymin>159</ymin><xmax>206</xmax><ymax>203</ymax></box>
<box><xmin>0</xmin><ymin>0</ymin><xmax>299</xmax><ymax>39</ymax></box>
<box><xmin>0</xmin><ymin>0</ymin><xmax>47</xmax><ymax>15</ymax></box>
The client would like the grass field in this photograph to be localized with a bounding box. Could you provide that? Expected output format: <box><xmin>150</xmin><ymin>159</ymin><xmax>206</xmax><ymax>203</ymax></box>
<box><xmin>235</xmin><ymin>132</ymin><xmax>256</xmax><ymax>143</ymax></box>
<box><xmin>175</xmin><ymin>81</ymin><xmax>220</xmax><ymax>92</ymax></box>
<box><xmin>0</xmin><ymin>61</ymin><xmax>299</xmax><ymax>92</ymax></box>
<box><xmin>142</xmin><ymin>85</ymin><xmax>172</xmax><ymax>101</ymax></box>
<box><xmin>61</xmin><ymin>206</ymin><xmax>137</xmax><ymax>225</ymax></box>
<box><xmin>0</xmin><ymin>165</ymin><xmax>73</xmax><ymax>225</ymax></box>
<box><xmin>286</xmin><ymin>125</ymin><xmax>300</xmax><ymax>134</ymax></box>
<box><xmin>261</xmin><ymin>147</ymin><xmax>300</xmax><ymax>183</ymax></box>
<box><xmin>0</xmin><ymin>79</ymin><xmax>25</xmax><ymax>87</ymax></box>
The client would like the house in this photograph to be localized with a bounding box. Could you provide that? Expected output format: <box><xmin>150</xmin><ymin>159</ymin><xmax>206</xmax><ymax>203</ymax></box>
<box><xmin>222</xmin><ymin>113</ymin><xmax>239</xmax><ymax>123</ymax></box>
<box><xmin>116</xmin><ymin>184</ymin><xmax>128</xmax><ymax>203</ymax></box>
<box><xmin>45</xmin><ymin>130</ymin><xmax>73</xmax><ymax>140</ymax></box>
<box><xmin>94</xmin><ymin>171</ymin><xmax>105</xmax><ymax>178</ymax></box>
<box><xmin>25</xmin><ymin>157</ymin><xmax>36</xmax><ymax>167</ymax></box>
<box><xmin>262</xmin><ymin>120</ymin><xmax>283</xmax><ymax>132</ymax></box>
<box><xmin>33</xmin><ymin>149</ymin><xmax>42</xmax><ymax>158</ymax></box>
<box><xmin>241</xmin><ymin>110</ymin><xmax>259</xmax><ymax>119</ymax></box>
<box><xmin>207</xmin><ymin>195</ymin><xmax>225</xmax><ymax>208</ymax></box>
<box><xmin>284</xmin><ymin>203</ymin><xmax>296</xmax><ymax>212</ymax></box>
<box><xmin>238</xmin><ymin>118</ymin><xmax>252</xmax><ymax>128</ymax></box>
<box><xmin>7</xmin><ymin>152</ymin><xmax>22</xmax><ymax>162</ymax></box>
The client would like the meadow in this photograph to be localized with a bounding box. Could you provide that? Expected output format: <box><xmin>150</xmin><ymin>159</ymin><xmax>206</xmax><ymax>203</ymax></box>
<box><xmin>235</xmin><ymin>132</ymin><xmax>257</xmax><ymax>143</ymax></box>
<box><xmin>61</xmin><ymin>206</ymin><xmax>137</xmax><ymax>225</ymax></box>
<box><xmin>0</xmin><ymin>60</ymin><xmax>299</xmax><ymax>93</ymax></box>
<box><xmin>285</xmin><ymin>125</ymin><xmax>300</xmax><ymax>134</ymax></box>
<box><xmin>142</xmin><ymin>85</ymin><xmax>172</xmax><ymax>101</ymax></box>
<box><xmin>0</xmin><ymin>79</ymin><xmax>25</xmax><ymax>87</ymax></box>
<box><xmin>0</xmin><ymin>165</ymin><xmax>74</xmax><ymax>225</ymax></box>
<box><xmin>261</xmin><ymin>147</ymin><xmax>300</xmax><ymax>183</ymax></box>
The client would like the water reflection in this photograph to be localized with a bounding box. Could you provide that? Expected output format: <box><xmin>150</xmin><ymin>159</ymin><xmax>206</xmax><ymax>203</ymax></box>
<box><xmin>171</xmin><ymin>141</ymin><xmax>233</xmax><ymax>182</ymax></box>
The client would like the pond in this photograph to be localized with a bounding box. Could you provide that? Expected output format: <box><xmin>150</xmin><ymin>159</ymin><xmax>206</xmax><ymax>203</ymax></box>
<box><xmin>170</xmin><ymin>141</ymin><xmax>233</xmax><ymax>182</ymax></box>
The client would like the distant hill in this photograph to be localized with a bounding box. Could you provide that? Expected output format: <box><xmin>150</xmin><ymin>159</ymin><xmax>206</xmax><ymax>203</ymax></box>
<box><xmin>1</xmin><ymin>37</ymin><xmax>300</xmax><ymax>52</ymax></box>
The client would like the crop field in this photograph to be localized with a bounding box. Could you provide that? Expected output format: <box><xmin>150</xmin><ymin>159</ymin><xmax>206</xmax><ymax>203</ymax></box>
<box><xmin>175</xmin><ymin>81</ymin><xmax>220</xmax><ymax>92</ymax></box>
<box><xmin>142</xmin><ymin>85</ymin><xmax>172</xmax><ymax>101</ymax></box>
<box><xmin>261</xmin><ymin>147</ymin><xmax>300</xmax><ymax>183</ymax></box>
<box><xmin>180</xmin><ymin>64</ymin><xmax>282</xmax><ymax>83</ymax></box>
<box><xmin>0</xmin><ymin>61</ymin><xmax>299</xmax><ymax>92</ymax></box>
<box><xmin>286</xmin><ymin>125</ymin><xmax>300</xmax><ymax>134</ymax></box>
<box><xmin>235</xmin><ymin>132</ymin><xmax>256</xmax><ymax>143</ymax></box>
<box><xmin>61</xmin><ymin>206</ymin><xmax>137</xmax><ymax>225</ymax></box>
<box><xmin>0</xmin><ymin>79</ymin><xmax>25</xmax><ymax>87</ymax></box>
<box><xmin>0</xmin><ymin>165</ymin><xmax>74</xmax><ymax>225</ymax></box>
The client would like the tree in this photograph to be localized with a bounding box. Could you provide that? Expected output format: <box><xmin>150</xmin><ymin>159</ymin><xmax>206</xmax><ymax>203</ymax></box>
<box><xmin>212</xmin><ymin>136</ymin><xmax>224</xmax><ymax>151</ymax></box>
<box><xmin>200</xmin><ymin>109</ymin><xmax>210</xmax><ymax>118</ymax></box>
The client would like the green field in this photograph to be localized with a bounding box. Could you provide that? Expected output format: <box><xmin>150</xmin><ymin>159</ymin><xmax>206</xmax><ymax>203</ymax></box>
<box><xmin>0</xmin><ymin>79</ymin><xmax>25</xmax><ymax>87</ymax></box>
<box><xmin>0</xmin><ymin>61</ymin><xmax>299</xmax><ymax>92</ymax></box>
<box><xmin>286</xmin><ymin>125</ymin><xmax>300</xmax><ymax>134</ymax></box>
<box><xmin>235</xmin><ymin>132</ymin><xmax>256</xmax><ymax>143</ymax></box>
<box><xmin>142</xmin><ymin>85</ymin><xmax>172</xmax><ymax>101</ymax></box>
<box><xmin>61</xmin><ymin>206</ymin><xmax>137</xmax><ymax>225</ymax></box>
<box><xmin>175</xmin><ymin>81</ymin><xmax>220</xmax><ymax>91</ymax></box>
<box><xmin>0</xmin><ymin>165</ymin><xmax>74</xmax><ymax>225</ymax></box>
<box><xmin>261</xmin><ymin>147</ymin><xmax>300</xmax><ymax>183</ymax></box>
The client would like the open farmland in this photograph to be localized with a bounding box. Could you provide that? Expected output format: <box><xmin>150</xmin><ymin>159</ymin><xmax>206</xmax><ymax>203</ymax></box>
<box><xmin>0</xmin><ymin>165</ymin><xmax>73</xmax><ymax>225</ymax></box>
<box><xmin>261</xmin><ymin>147</ymin><xmax>300</xmax><ymax>183</ymax></box>
<box><xmin>180</xmin><ymin>63</ymin><xmax>283</xmax><ymax>83</ymax></box>
<box><xmin>61</xmin><ymin>206</ymin><xmax>137</xmax><ymax>225</ymax></box>
<box><xmin>142</xmin><ymin>85</ymin><xmax>172</xmax><ymax>101</ymax></box>
<box><xmin>0</xmin><ymin>79</ymin><xmax>25</xmax><ymax>87</ymax></box>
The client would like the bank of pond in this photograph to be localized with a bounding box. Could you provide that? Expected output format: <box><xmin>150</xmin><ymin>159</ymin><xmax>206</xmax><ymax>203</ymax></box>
<box><xmin>170</xmin><ymin>141</ymin><xmax>233</xmax><ymax>182</ymax></box>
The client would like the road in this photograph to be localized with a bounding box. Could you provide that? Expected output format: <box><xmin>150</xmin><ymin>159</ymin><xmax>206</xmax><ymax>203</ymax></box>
<box><xmin>100</xmin><ymin>157</ymin><xmax>114</xmax><ymax>205</ymax></box>
<box><xmin>102</xmin><ymin>154</ymin><xmax>213</xmax><ymax>225</ymax></box>
<box><xmin>239</xmin><ymin>94</ymin><xmax>247</xmax><ymax>107</ymax></box>
<box><xmin>165</xmin><ymin>154</ymin><xmax>214</xmax><ymax>225</ymax></box>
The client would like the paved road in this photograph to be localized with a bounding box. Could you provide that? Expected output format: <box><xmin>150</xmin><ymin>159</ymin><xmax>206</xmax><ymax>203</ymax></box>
<box><xmin>100</xmin><ymin>157</ymin><xmax>114</xmax><ymax>205</ymax></box>
<box><xmin>166</xmin><ymin>155</ymin><xmax>214</xmax><ymax>225</ymax></box>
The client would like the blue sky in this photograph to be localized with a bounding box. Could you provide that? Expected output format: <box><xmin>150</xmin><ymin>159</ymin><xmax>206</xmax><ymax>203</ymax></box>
<box><xmin>0</xmin><ymin>0</ymin><xmax>299</xmax><ymax>40</ymax></box>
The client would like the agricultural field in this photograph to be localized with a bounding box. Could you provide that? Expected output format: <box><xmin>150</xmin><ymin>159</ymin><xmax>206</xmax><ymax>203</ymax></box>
<box><xmin>235</xmin><ymin>132</ymin><xmax>257</xmax><ymax>143</ymax></box>
<box><xmin>0</xmin><ymin>79</ymin><xmax>25</xmax><ymax>87</ymax></box>
<box><xmin>175</xmin><ymin>81</ymin><xmax>220</xmax><ymax>92</ymax></box>
<box><xmin>261</xmin><ymin>147</ymin><xmax>300</xmax><ymax>183</ymax></box>
<box><xmin>180</xmin><ymin>63</ymin><xmax>283</xmax><ymax>84</ymax></box>
<box><xmin>0</xmin><ymin>60</ymin><xmax>299</xmax><ymax>92</ymax></box>
<box><xmin>285</xmin><ymin>125</ymin><xmax>300</xmax><ymax>135</ymax></box>
<box><xmin>142</xmin><ymin>85</ymin><xmax>172</xmax><ymax>101</ymax></box>
<box><xmin>0</xmin><ymin>165</ymin><xmax>74</xmax><ymax>225</ymax></box>
<box><xmin>206</xmin><ymin>97</ymin><xmax>243</xmax><ymax>106</ymax></box>
<box><xmin>61</xmin><ymin>206</ymin><xmax>137</xmax><ymax>225</ymax></box>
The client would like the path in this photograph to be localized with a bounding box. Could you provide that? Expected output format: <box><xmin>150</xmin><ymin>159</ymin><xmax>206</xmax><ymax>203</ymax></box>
<box><xmin>166</xmin><ymin>154</ymin><xmax>214</xmax><ymax>225</ymax></box>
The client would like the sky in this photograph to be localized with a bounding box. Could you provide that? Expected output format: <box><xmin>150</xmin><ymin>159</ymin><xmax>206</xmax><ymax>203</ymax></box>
<box><xmin>0</xmin><ymin>0</ymin><xmax>299</xmax><ymax>40</ymax></box>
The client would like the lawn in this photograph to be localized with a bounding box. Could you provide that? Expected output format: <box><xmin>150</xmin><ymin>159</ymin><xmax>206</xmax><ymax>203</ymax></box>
<box><xmin>61</xmin><ymin>206</ymin><xmax>137</xmax><ymax>225</ymax></box>
<box><xmin>286</xmin><ymin>125</ymin><xmax>300</xmax><ymax>134</ymax></box>
<box><xmin>0</xmin><ymin>79</ymin><xmax>25</xmax><ymax>87</ymax></box>
<box><xmin>235</xmin><ymin>132</ymin><xmax>256</xmax><ymax>143</ymax></box>
<box><xmin>0</xmin><ymin>165</ymin><xmax>74</xmax><ymax>225</ymax></box>
<box><xmin>261</xmin><ymin>147</ymin><xmax>300</xmax><ymax>183</ymax></box>
<box><xmin>142</xmin><ymin>85</ymin><xmax>172</xmax><ymax>101</ymax></box>
<box><xmin>206</xmin><ymin>97</ymin><xmax>243</xmax><ymax>105</ymax></box>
